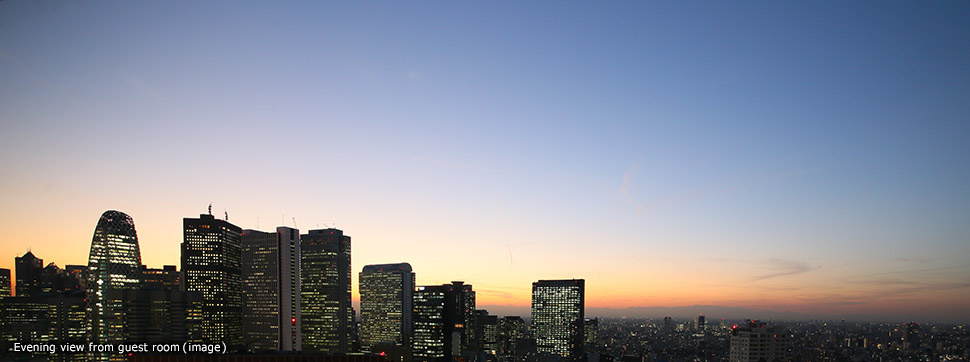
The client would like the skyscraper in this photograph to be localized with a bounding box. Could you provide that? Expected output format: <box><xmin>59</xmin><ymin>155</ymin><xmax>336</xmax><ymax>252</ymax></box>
<box><xmin>141</xmin><ymin>265</ymin><xmax>180</xmax><ymax>291</ymax></box>
<box><xmin>412</xmin><ymin>281</ymin><xmax>476</xmax><ymax>361</ymax></box>
<box><xmin>15</xmin><ymin>251</ymin><xmax>43</xmax><ymax>297</ymax></box>
<box><xmin>300</xmin><ymin>228</ymin><xmax>352</xmax><ymax>353</ymax></box>
<box><xmin>87</xmin><ymin>210</ymin><xmax>143</xmax><ymax>343</ymax></box>
<box><xmin>182</xmin><ymin>212</ymin><xmax>243</xmax><ymax>350</ymax></box>
<box><xmin>531</xmin><ymin>279</ymin><xmax>585</xmax><ymax>361</ymax></box>
<box><xmin>359</xmin><ymin>263</ymin><xmax>414</xmax><ymax>352</ymax></box>
<box><xmin>241</xmin><ymin>227</ymin><xmax>302</xmax><ymax>352</ymax></box>
<box><xmin>413</xmin><ymin>285</ymin><xmax>447</xmax><ymax>362</ymax></box>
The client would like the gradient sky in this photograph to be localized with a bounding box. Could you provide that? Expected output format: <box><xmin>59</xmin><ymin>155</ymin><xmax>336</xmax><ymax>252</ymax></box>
<box><xmin>1</xmin><ymin>1</ymin><xmax>969</xmax><ymax>322</ymax></box>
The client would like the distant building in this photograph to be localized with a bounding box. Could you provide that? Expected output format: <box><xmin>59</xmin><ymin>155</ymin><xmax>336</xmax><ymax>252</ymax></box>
<box><xmin>531</xmin><ymin>279</ymin><xmax>585</xmax><ymax>361</ymax></box>
<box><xmin>142</xmin><ymin>265</ymin><xmax>180</xmax><ymax>291</ymax></box>
<box><xmin>413</xmin><ymin>285</ymin><xmax>447</xmax><ymax>362</ymax></box>
<box><xmin>87</xmin><ymin>210</ymin><xmax>143</xmax><ymax>343</ymax></box>
<box><xmin>474</xmin><ymin>310</ymin><xmax>499</xmax><ymax>354</ymax></box>
<box><xmin>584</xmin><ymin>318</ymin><xmax>598</xmax><ymax>346</ymax></box>
<box><xmin>696</xmin><ymin>314</ymin><xmax>706</xmax><ymax>332</ymax></box>
<box><xmin>729</xmin><ymin>320</ymin><xmax>787</xmax><ymax>362</ymax></box>
<box><xmin>0</xmin><ymin>268</ymin><xmax>10</xmax><ymax>297</ymax></box>
<box><xmin>182</xmin><ymin>212</ymin><xmax>243</xmax><ymax>350</ymax></box>
<box><xmin>300</xmin><ymin>228</ymin><xmax>353</xmax><ymax>353</ymax></box>
<box><xmin>498</xmin><ymin>316</ymin><xmax>526</xmax><ymax>355</ymax></box>
<box><xmin>359</xmin><ymin>263</ymin><xmax>414</xmax><ymax>352</ymax></box>
<box><xmin>15</xmin><ymin>250</ymin><xmax>43</xmax><ymax>297</ymax></box>
<box><xmin>241</xmin><ymin>227</ymin><xmax>302</xmax><ymax>352</ymax></box>
<box><xmin>412</xmin><ymin>282</ymin><xmax>476</xmax><ymax>361</ymax></box>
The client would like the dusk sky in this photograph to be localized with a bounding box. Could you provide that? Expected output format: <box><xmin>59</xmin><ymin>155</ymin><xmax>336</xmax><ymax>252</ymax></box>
<box><xmin>1</xmin><ymin>1</ymin><xmax>968</xmax><ymax>322</ymax></box>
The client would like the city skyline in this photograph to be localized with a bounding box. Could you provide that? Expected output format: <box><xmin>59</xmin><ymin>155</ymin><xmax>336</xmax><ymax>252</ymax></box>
<box><xmin>2</xmin><ymin>1</ymin><xmax>970</xmax><ymax>324</ymax></box>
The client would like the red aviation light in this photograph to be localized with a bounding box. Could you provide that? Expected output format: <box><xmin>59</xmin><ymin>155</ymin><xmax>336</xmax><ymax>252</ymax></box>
<box><xmin>380</xmin><ymin>352</ymin><xmax>386</xmax><ymax>356</ymax></box>
<box><xmin>292</xmin><ymin>317</ymin><xmax>296</xmax><ymax>324</ymax></box>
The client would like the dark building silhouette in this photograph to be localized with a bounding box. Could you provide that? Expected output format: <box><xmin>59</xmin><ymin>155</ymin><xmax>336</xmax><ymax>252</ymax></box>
<box><xmin>498</xmin><ymin>316</ymin><xmax>526</xmax><ymax>356</ymax></box>
<box><xmin>412</xmin><ymin>282</ymin><xmax>476</xmax><ymax>362</ymax></box>
<box><xmin>15</xmin><ymin>250</ymin><xmax>43</xmax><ymax>297</ymax></box>
<box><xmin>474</xmin><ymin>309</ymin><xmax>499</xmax><ymax>355</ymax></box>
<box><xmin>413</xmin><ymin>285</ymin><xmax>447</xmax><ymax>362</ymax></box>
<box><xmin>584</xmin><ymin>318</ymin><xmax>598</xmax><ymax>346</ymax></box>
<box><xmin>182</xmin><ymin>212</ymin><xmax>243</xmax><ymax>350</ymax></box>
<box><xmin>102</xmin><ymin>288</ymin><xmax>203</xmax><ymax>345</ymax></box>
<box><xmin>531</xmin><ymin>279</ymin><xmax>585</xmax><ymax>362</ymax></box>
<box><xmin>301</xmin><ymin>228</ymin><xmax>353</xmax><ymax>353</ymax></box>
<box><xmin>87</xmin><ymin>210</ymin><xmax>143</xmax><ymax>343</ymax></box>
<box><xmin>359</xmin><ymin>263</ymin><xmax>414</xmax><ymax>353</ymax></box>
<box><xmin>0</xmin><ymin>292</ymin><xmax>87</xmax><ymax>358</ymax></box>
<box><xmin>241</xmin><ymin>227</ymin><xmax>302</xmax><ymax>352</ymax></box>
<box><xmin>142</xmin><ymin>265</ymin><xmax>180</xmax><ymax>291</ymax></box>
<box><xmin>0</xmin><ymin>268</ymin><xmax>10</xmax><ymax>297</ymax></box>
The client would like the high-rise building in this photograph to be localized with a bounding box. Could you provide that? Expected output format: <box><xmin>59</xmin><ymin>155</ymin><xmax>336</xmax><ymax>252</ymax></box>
<box><xmin>412</xmin><ymin>281</ymin><xmax>476</xmax><ymax>361</ymax></box>
<box><xmin>413</xmin><ymin>285</ymin><xmax>447</xmax><ymax>362</ymax></box>
<box><xmin>359</xmin><ymin>263</ymin><xmax>414</xmax><ymax>352</ymax></box>
<box><xmin>474</xmin><ymin>310</ymin><xmax>499</xmax><ymax>355</ymax></box>
<box><xmin>498</xmin><ymin>316</ymin><xmax>526</xmax><ymax>355</ymax></box>
<box><xmin>15</xmin><ymin>251</ymin><xmax>43</xmax><ymax>297</ymax></box>
<box><xmin>0</xmin><ymin>292</ymin><xmax>87</xmax><ymax>358</ymax></box>
<box><xmin>142</xmin><ymin>265</ymin><xmax>180</xmax><ymax>291</ymax></box>
<box><xmin>300</xmin><ymin>228</ymin><xmax>352</xmax><ymax>353</ymax></box>
<box><xmin>87</xmin><ymin>210</ymin><xmax>143</xmax><ymax>343</ymax></box>
<box><xmin>531</xmin><ymin>279</ymin><xmax>585</xmax><ymax>361</ymax></box>
<box><xmin>182</xmin><ymin>212</ymin><xmax>243</xmax><ymax>350</ymax></box>
<box><xmin>0</xmin><ymin>268</ymin><xmax>10</xmax><ymax>297</ymax></box>
<box><xmin>729</xmin><ymin>320</ymin><xmax>787</xmax><ymax>362</ymax></box>
<box><xmin>696</xmin><ymin>314</ymin><xmax>706</xmax><ymax>332</ymax></box>
<box><xmin>241</xmin><ymin>227</ymin><xmax>302</xmax><ymax>352</ymax></box>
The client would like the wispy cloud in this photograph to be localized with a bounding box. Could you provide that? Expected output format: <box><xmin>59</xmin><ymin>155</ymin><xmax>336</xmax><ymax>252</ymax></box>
<box><xmin>750</xmin><ymin>258</ymin><xmax>821</xmax><ymax>281</ymax></box>
<box><xmin>118</xmin><ymin>72</ymin><xmax>161</xmax><ymax>100</ymax></box>
<box><xmin>618</xmin><ymin>161</ymin><xmax>644</xmax><ymax>214</ymax></box>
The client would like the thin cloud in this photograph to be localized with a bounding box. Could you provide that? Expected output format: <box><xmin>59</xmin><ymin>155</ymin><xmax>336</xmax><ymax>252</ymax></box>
<box><xmin>750</xmin><ymin>258</ymin><xmax>821</xmax><ymax>281</ymax></box>
<box><xmin>118</xmin><ymin>72</ymin><xmax>161</xmax><ymax>100</ymax></box>
<box><xmin>618</xmin><ymin>161</ymin><xmax>644</xmax><ymax>214</ymax></box>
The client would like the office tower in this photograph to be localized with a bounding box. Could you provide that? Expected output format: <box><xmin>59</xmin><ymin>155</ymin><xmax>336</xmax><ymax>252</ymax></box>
<box><xmin>663</xmin><ymin>316</ymin><xmax>673</xmax><ymax>333</ymax></box>
<box><xmin>413</xmin><ymin>285</ymin><xmax>447</xmax><ymax>362</ymax></box>
<box><xmin>141</xmin><ymin>265</ymin><xmax>180</xmax><ymax>291</ymax></box>
<box><xmin>444</xmin><ymin>281</ymin><xmax>476</xmax><ymax>356</ymax></box>
<box><xmin>15</xmin><ymin>250</ymin><xmax>43</xmax><ymax>297</ymax></box>
<box><xmin>102</xmin><ymin>288</ymin><xmax>203</xmax><ymax>344</ymax></box>
<box><xmin>65</xmin><ymin>265</ymin><xmax>88</xmax><ymax>292</ymax></box>
<box><xmin>474</xmin><ymin>310</ymin><xmax>499</xmax><ymax>354</ymax></box>
<box><xmin>499</xmin><ymin>316</ymin><xmax>526</xmax><ymax>355</ymax></box>
<box><xmin>729</xmin><ymin>320</ymin><xmax>787</xmax><ymax>362</ymax></box>
<box><xmin>531</xmin><ymin>279</ymin><xmax>585</xmax><ymax>361</ymax></box>
<box><xmin>241</xmin><ymin>227</ymin><xmax>302</xmax><ymax>352</ymax></box>
<box><xmin>0</xmin><ymin>292</ymin><xmax>87</xmax><ymax>356</ymax></box>
<box><xmin>39</xmin><ymin>262</ymin><xmax>83</xmax><ymax>294</ymax></box>
<box><xmin>0</xmin><ymin>268</ymin><xmax>10</xmax><ymax>297</ymax></box>
<box><xmin>359</xmin><ymin>263</ymin><xmax>414</xmax><ymax>352</ymax></box>
<box><xmin>696</xmin><ymin>314</ymin><xmax>706</xmax><ymax>332</ymax></box>
<box><xmin>182</xmin><ymin>212</ymin><xmax>243</xmax><ymax>349</ymax></box>
<box><xmin>584</xmin><ymin>318</ymin><xmax>598</xmax><ymax>346</ymax></box>
<box><xmin>87</xmin><ymin>210</ymin><xmax>143</xmax><ymax>343</ymax></box>
<box><xmin>301</xmin><ymin>228</ymin><xmax>352</xmax><ymax>353</ymax></box>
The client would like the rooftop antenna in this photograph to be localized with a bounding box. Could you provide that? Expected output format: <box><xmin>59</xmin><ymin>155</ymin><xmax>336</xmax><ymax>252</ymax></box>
<box><xmin>292</xmin><ymin>217</ymin><xmax>298</xmax><ymax>229</ymax></box>
<box><xmin>224</xmin><ymin>210</ymin><xmax>228</xmax><ymax>221</ymax></box>
<box><xmin>208</xmin><ymin>203</ymin><xmax>212</xmax><ymax>215</ymax></box>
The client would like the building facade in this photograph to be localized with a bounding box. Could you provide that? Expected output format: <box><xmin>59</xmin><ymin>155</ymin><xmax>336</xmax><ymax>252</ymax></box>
<box><xmin>241</xmin><ymin>227</ymin><xmax>302</xmax><ymax>352</ymax></box>
<box><xmin>182</xmin><ymin>212</ymin><xmax>243</xmax><ymax>350</ymax></box>
<box><xmin>729</xmin><ymin>320</ymin><xmax>788</xmax><ymax>362</ymax></box>
<box><xmin>300</xmin><ymin>228</ymin><xmax>353</xmax><ymax>353</ymax></box>
<box><xmin>359</xmin><ymin>263</ymin><xmax>414</xmax><ymax>352</ymax></box>
<box><xmin>531</xmin><ymin>279</ymin><xmax>585</xmax><ymax>361</ymax></box>
<box><xmin>87</xmin><ymin>210</ymin><xmax>143</xmax><ymax>343</ymax></box>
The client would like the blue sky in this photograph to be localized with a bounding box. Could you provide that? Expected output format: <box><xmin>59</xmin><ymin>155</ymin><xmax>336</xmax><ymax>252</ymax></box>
<box><xmin>1</xmin><ymin>1</ymin><xmax>969</xmax><ymax>321</ymax></box>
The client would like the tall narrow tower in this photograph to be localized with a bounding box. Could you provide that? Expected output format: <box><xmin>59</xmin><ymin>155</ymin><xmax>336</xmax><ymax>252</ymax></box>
<box><xmin>182</xmin><ymin>212</ymin><xmax>243</xmax><ymax>350</ymax></box>
<box><xmin>241</xmin><ymin>227</ymin><xmax>302</xmax><ymax>352</ymax></box>
<box><xmin>359</xmin><ymin>263</ymin><xmax>414</xmax><ymax>352</ymax></box>
<box><xmin>531</xmin><ymin>279</ymin><xmax>585</xmax><ymax>361</ymax></box>
<box><xmin>300</xmin><ymin>228</ymin><xmax>352</xmax><ymax>353</ymax></box>
<box><xmin>86</xmin><ymin>210</ymin><xmax>143</xmax><ymax>343</ymax></box>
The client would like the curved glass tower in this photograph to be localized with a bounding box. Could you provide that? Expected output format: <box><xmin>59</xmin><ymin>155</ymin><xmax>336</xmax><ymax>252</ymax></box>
<box><xmin>87</xmin><ymin>210</ymin><xmax>143</xmax><ymax>342</ymax></box>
